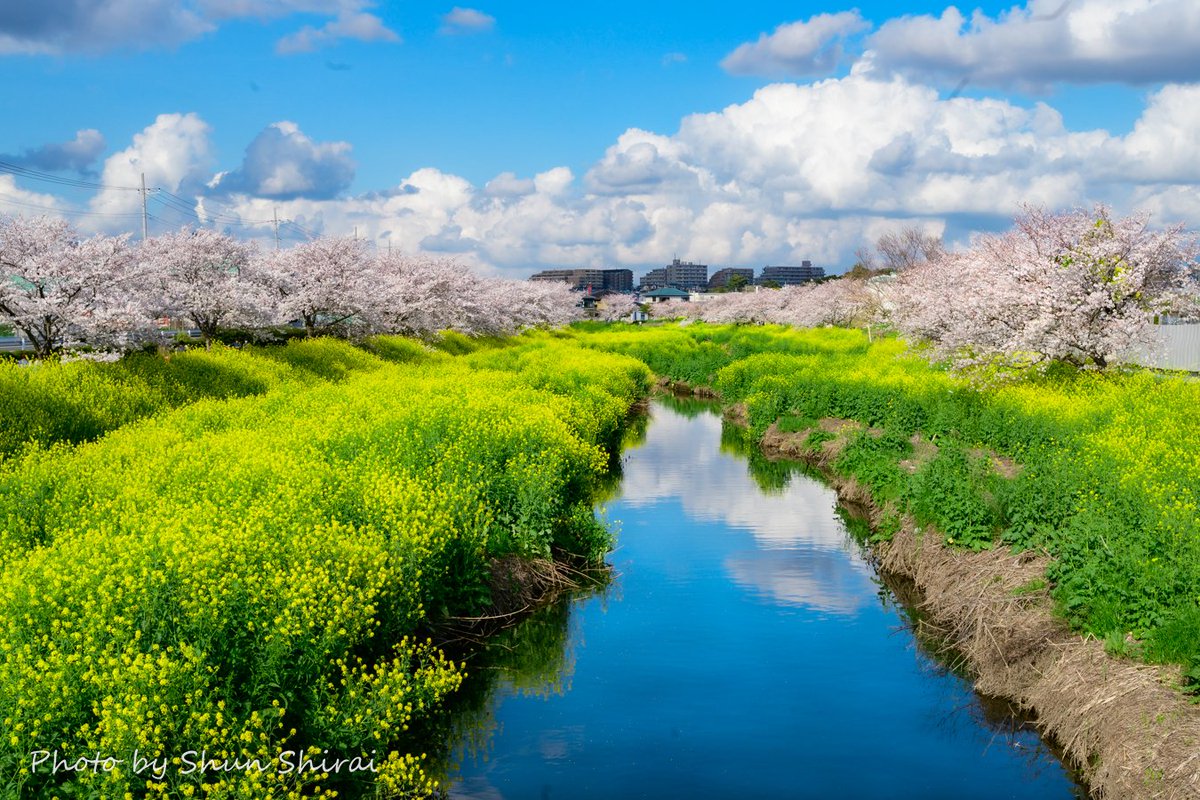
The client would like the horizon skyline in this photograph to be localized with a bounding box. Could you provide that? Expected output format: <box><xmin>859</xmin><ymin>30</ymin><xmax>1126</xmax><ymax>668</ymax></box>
<box><xmin>529</xmin><ymin>260</ymin><xmax>826</xmax><ymax>292</ymax></box>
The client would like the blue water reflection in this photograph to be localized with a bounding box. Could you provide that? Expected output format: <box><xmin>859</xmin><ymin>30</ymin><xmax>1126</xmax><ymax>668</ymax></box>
<box><xmin>448</xmin><ymin>401</ymin><xmax>1085</xmax><ymax>799</ymax></box>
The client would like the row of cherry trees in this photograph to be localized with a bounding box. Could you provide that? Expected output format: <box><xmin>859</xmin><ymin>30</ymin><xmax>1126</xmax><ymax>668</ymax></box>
<box><xmin>647</xmin><ymin>278</ymin><xmax>875</xmax><ymax>328</ymax></box>
<box><xmin>640</xmin><ymin>205</ymin><xmax>1198</xmax><ymax>372</ymax></box>
<box><xmin>6</xmin><ymin>205</ymin><xmax>1195</xmax><ymax>369</ymax></box>
<box><xmin>0</xmin><ymin>215</ymin><xmax>580</xmax><ymax>357</ymax></box>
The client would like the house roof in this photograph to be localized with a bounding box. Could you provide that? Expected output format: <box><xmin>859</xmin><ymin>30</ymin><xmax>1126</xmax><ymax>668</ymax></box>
<box><xmin>642</xmin><ymin>287</ymin><xmax>690</xmax><ymax>298</ymax></box>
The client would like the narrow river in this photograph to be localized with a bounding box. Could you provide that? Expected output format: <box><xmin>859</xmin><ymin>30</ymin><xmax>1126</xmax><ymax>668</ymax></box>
<box><xmin>443</xmin><ymin>398</ymin><xmax>1086</xmax><ymax>799</ymax></box>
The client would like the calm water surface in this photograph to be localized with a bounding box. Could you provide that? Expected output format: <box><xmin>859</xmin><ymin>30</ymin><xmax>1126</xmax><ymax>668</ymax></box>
<box><xmin>444</xmin><ymin>400</ymin><xmax>1086</xmax><ymax>799</ymax></box>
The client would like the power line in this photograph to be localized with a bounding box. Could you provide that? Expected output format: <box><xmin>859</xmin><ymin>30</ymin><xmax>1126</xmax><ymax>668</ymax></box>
<box><xmin>149</xmin><ymin>193</ymin><xmax>207</xmax><ymax>224</ymax></box>
<box><xmin>1</xmin><ymin>165</ymin><xmax>279</xmax><ymax>229</ymax></box>
<box><xmin>0</xmin><ymin>160</ymin><xmax>142</xmax><ymax>192</ymax></box>
<box><xmin>282</xmin><ymin>220</ymin><xmax>317</xmax><ymax>240</ymax></box>
<box><xmin>169</xmin><ymin>189</ymin><xmax>276</xmax><ymax>224</ymax></box>
<box><xmin>0</xmin><ymin>192</ymin><xmax>145</xmax><ymax>219</ymax></box>
<box><xmin>150</xmin><ymin>193</ymin><xmax>277</xmax><ymax>229</ymax></box>
<box><xmin>146</xmin><ymin>196</ymin><xmax>205</xmax><ymax>227</ymax></box>
<box><xmin>2</xmin><ymin>168</ymin><xmax>325</xmax><ymax>240</ymax></box>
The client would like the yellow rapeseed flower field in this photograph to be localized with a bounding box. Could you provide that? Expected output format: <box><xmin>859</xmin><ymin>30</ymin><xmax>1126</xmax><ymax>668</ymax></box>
<box><xmin>0</xmin><ymin>334</ymin><xmax>650</xmax><ymax>798</ymax></box>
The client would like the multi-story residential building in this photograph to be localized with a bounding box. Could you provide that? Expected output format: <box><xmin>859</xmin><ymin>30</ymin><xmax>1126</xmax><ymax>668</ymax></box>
<box><xmin>708</xmin><ymin>267</ymin><xmax>755</xmax><ymax>290</ymax></box>
<box><xmin>528</xmin><ymin>269</ymin><xmax>596</xmax><ymax>289</ymax></box>
<box><xmin>758</xmin><ymin>261</ymin><xmax>824</xmax><ymax>285</ymax></box>
<box><xmin>641</xmin><ymin>258</ymin><xmax>708</xmax><ymax>291</ymax></box>
<box><xmin>640</xmin><ymin>267</ymin><xmax>668</xmax><ymax>290</ymax></box>
<box><xmin>529</xmin><ymin>268</ymin><xmax>634</xmax><ymax>292</ymax></box>
<box><xmin>601</xmin><ymin>269</ymin><xmax>633</xmax><ymax>292</ymax></box>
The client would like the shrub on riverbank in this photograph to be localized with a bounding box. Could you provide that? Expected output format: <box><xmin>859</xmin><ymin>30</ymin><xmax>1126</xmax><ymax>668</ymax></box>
<box><xmin>0</xmin><ymin>336</ymin><xmax>649</xmax><ymax>798</ymax></box>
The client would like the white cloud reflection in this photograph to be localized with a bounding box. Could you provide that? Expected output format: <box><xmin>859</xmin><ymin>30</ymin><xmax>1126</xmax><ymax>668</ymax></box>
<box><xmin>612</xmin><ymin>404</ymin><xmax>876</xmax><ymax>615</ymax></box>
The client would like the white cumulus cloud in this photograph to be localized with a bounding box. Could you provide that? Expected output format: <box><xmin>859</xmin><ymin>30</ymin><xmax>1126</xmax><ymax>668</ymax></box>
<box><xmin>223</xmin><ymin>75</ymin><xmax>1200</xmax><ymax>276</ymax></box>
<box><xmin>0</xmin><ymin>0</ymin><xmax>212</xmax><ymax>55</ymax></box>
<box><xmin>89</xmin><ymin>113</ymin><xmax>214</xmax><ymax>228</ymax></box>
<box><xmin>197</xmin><ymin>1</ymin><xmax>354</xmax><ymax>19</ymax></box>
<box><xmin>483</xmin><ymin>172</ymin><xmax>535</xmax><ymax>198</ymax></box>
<box><xmin>0</xmin><ymin>174</ymin><xmax>64</xmax><ymax>216</ymax></box>
<box><xmin>31</xmin><ymin>73</ymin><xmax>1200</xmax><ymax>277</ymax></box>
<box><xmin>1</xmin><ymin>129</ymin><xmax>107</xmax><ymax>174</ymax></box>
<box><xmin>213</xmin><ymin>121</ymin><xmax>355</xmax><ymax>199</ymax></box>
<box><xmin>721</xmin><ymin>11</ymin><xmax>871</xmax><ymax>76</ymax></box>
<box><xmin>275</xmin><ymin>8</ymin><xmax>399</xmax><ymax>53</ymax></box>
<box><xmin>866</xmin><ymin>0</ymin><xmax>1200</xmax><ymax>88</ymax></box>
<box><xmin>0</xmin><ymin>0</ymin><xmax>398</xmax><ymax>56</ymax></box>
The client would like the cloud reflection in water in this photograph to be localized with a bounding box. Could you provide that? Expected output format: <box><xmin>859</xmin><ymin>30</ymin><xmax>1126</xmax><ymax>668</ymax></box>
<box><xmin>612</xmin><ymin>404</ymin><xmax>876</xmax><ymax>616</ymax></box>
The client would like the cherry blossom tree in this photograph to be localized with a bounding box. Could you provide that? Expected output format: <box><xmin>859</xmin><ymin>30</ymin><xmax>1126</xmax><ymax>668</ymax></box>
<box><xmin>889</xmin><ymin>205</ymin><xmax>1200</xmax><ymax>371</ymax></box>
<box><xmin>672</xmin><ymin>279</ymin><xmax>874</xmax><ymax>328</ymax></box>
<box><xmin>597</xmin><ymin>293</ymin><xmax>638</xmax><ymax>322</ymax></box>
<box><xmin>782</xmin><ymin>279</ymin><xmax>876</xmax><ymax>327</ymax></box>
<box><xmin>259</xmin><ymin>236</ymin><xmax>371</xmax><ymax>337</ymax></box>
<box><xmin>368</xmin><ymin>254</ymin><xmax>478</xmax><ymax>336</ymax></box>
<box><xmin>648</xmin><ymin>298</ymin><xmax>692</xmax><ymax>320</ymax></box>
<box><xmin>139</xmin><ymin>227</ymin><xmax>267</xmax><ymax>345</ymax></box>
<box><xmin>858</xmin><ymin>226</ymin><xmax>944</xmax><ymax>273</ymax></box>
<box><xmin>451</xmin><ymin>274</ymin><xmax>530</xmax><ymax>336</ymax></box>
<box><xmin>709</xmin><ymin>288</ymin><xmax>776</xmax><ymax>324</ymax></box>
<box><xmin>459</xmin><ymin>275</ymin><xmax>519</xmax><ymax>336</ymax></box>
<box><xmin>467</xmin><ymin>274</ymin><xmax>583</xmax><ymax>333</ymax></box>
<box><xmin>509</xmin><ymin>279</ymin><xmax>582</xmax><ymax>330</ymax></box>
<box><xmin>365</xmin><ymin>254</ymin><xmax>582</xmax><ymax>337</ymax></box>
<box><xmin>0</xmin><ymin>214</ymin><xmax>143</xmax><ymax>357</ymax></box>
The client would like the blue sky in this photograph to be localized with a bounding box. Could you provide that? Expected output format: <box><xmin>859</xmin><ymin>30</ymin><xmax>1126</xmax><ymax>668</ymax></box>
<box><xmin>2</xmin><ymin>1</ymin><xmax>1198</xmax><ymax>276</ymax></box>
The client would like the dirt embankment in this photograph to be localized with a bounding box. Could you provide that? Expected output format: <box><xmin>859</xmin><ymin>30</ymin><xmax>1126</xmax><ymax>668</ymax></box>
<box><xmin>437</xmin><ymin>555</ymin><xmax>609</xmax><ymax>646</ymax></box>
<box><xmin>755</xmin><ymin>417</ymin><xmax>1200</xmax><ymax>800</ymax></box>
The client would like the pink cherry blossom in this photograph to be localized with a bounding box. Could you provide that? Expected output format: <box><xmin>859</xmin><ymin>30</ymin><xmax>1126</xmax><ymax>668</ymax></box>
<box><xmin>0</xmin><ymin>214</ymin><xmax>142</xmax><ymax>357</ymax></box>
<box><xmin>139</xmin><ymin>227</ymin><xmax>267</xmax><ymax>344</ymax></box>
<box><xmin>888</xmin><ymin>205</ymin><xmax>1199</xmax><ymax>371</ymax></box>
<box><xmin>259</xmin><ymin>236</ymin><xmax>372</xmax><ymax>336</ymax></box>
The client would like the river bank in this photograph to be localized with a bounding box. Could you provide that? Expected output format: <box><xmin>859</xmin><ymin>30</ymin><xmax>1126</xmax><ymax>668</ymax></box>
<box><xmin>570</xmin><ymin>322</ymin><xmax>1200</xmax><ymax>798</ymax></box>
<box><xmin>722</xmin><ymin>400</ymin><xmax>1200</xmax><ymax>799</ymax></box>
<box><xmin>0</xmin><ymin>335</ymin><xmax>654</xmax><ymax>798</ymax></box>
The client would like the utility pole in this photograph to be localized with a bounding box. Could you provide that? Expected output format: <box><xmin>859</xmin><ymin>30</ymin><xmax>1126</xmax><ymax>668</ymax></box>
<box><xmin>273</xmin><ymin>208</ymin><xmax>280</xmax><ymax>251</ymax></box>
<box><xmin>353</xmin><ymin>226</ymin><xmax>358</xmax><ymax>241</ymax></box>
<box><xmin>140</xmin><ymin>173</ymin><xmax>149</xmax><ymax>241</ymax></box>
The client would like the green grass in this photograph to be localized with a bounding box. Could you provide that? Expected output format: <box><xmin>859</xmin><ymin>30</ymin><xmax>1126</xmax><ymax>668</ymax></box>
<box><xmin>0</xmin><ymin>333</ymin><xmax>526</xmax><ymax>461</ymax></box>
<box><xmin>0</xmin><ymin>345</ymin><xmax>301</xmax><ymax>459</ymax></box>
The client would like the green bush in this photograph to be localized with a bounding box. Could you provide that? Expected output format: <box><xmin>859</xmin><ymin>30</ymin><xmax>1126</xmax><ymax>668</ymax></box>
<box><xmin>909</xmin><ymin>446</ymin><xmax>1001</xmax><ymax>549</ymax></box>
